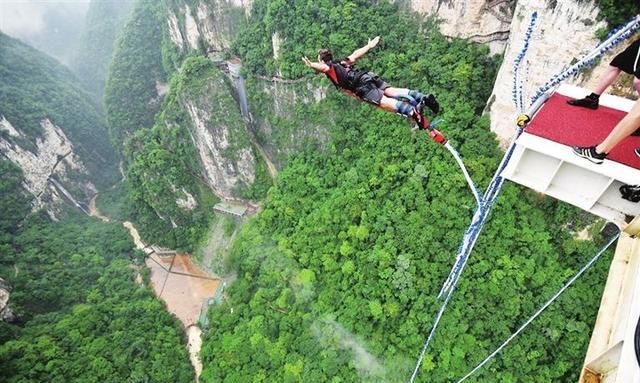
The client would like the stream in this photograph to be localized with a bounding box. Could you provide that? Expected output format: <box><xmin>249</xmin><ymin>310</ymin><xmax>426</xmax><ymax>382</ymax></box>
<box><xmin>122</xmin><ymin>221</ymin><xmax>220</xmax><ymax>379</ymax></box>
<box><xmin>90</xmin><ymin>197</ymin><xmax>217</xmax><ymax>380</ymax></box>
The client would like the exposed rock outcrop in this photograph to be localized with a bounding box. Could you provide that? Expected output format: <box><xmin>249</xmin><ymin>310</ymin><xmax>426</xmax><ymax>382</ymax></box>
<box><xmin>167</xmin><ymin>11</ymin><xmax>185</xmax><ymax>50</ymax></box>
<box><xmin>0</xmin><ymin>116</ymin><xmax>96</xmax><ymax>215</ymax></box>
<box><xmin>167</xmin><ymin>0</ymin><xmax>250</xmax><ymax>56</ymax></box>
<box><xmin>410</xmin><ymin>0</ymin><xmax>516</xmax><ymax>53</ymax></box>
<box><xmin>485</xmin><ymin>0</ymin><xmax>607</xmax><ymax>144</ymax></box>
<box><xmin>175</xmin><ymin>186</ymin><xmax>198</xmax><ymax>210</ymax></box>
<box><xmin>183</xmin><ymin>75</ymin><xmax>256</xmax><ymax>198</ymax></box>
<box><xmin>0</xmin><ymin>277</ymin><xmax>17</xmax><ymax>323</ymax></box>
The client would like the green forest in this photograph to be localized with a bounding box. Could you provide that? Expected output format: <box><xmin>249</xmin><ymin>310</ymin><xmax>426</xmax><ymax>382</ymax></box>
<box><xmin>0</xmin><ymin>14</ymin><xmax>194</xmax><ymax>382</ymax></box>
<box><xmin>2</xmin><ymin>0</ymin><xmax>640</xmax><ymax>382</ymax></box>
<box><xmin>196</xmin><ymin>0</ymin><xmax>626</xmax><ymax>382</ymax></box>
<box><xmin>0</xmin><ymin>211</ymin><xmax>194</xmax><ymax>383</ymax></box>
<box><xmin>0</xmin><ymin>158</ymin><xmax>194</xmax><ymax>382</ymax></box>
<box><xmin>0</xmin><ymin>32</ymin><xmax>118</xmax><ymax>189</ymax></box>
<box><xmin>72</xmin><ymin>0</ymin><xmax>134</xmax><ymax>104</ymax></box>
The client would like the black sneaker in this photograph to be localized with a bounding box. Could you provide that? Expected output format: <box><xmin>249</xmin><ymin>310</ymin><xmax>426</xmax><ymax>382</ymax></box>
<box><xmin>420</xmin><ymin>94</ymin><xmax>439</xmax><ymax>114</ymax></box>
<box><xmin>573</xmin><ymin>146</ymin><xmax>607</xmax><ymax>164</ymax></box>
<box><xmin>620</xmin><ymin>184</ymin><xmax>640</xmax><ymax>203</ymax></box>
<box><xmin>635</xmin><ymin>147</ymin><xmax>640</xmax><ymax>158</ymax></box>
<box><xmin>567</xmin><ymin>93</ymin><xmax>599</xmax><ymax>109</ymax></box>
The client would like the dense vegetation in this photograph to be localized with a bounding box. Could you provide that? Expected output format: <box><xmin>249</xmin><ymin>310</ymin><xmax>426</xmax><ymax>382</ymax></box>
<box><xmin>198</xmin><ymin>1</ymin><xmax>614</xmax><ymax>382</ymax></box>
<box><xmin>123</xmin><ymin>56</ymin><xmax>223</xmax><ymax>251</ymax></box>
<box><xmin>0</xmin><ymin>10</ymin><xmax>195</xmax><ymax>380</ymax></box>
<box><xmin>0</xmin><ymin>32</ymin><xmax>117</xmax><ymax>188</ymax></box>
<box><xmin>0</xmin><ymin>181</ymin><xmax>194</xmax><ymax>382</ymax></box>
<box><xmin>72</xmin><ymin>0</ymin><xmax>134</xmax><ymax>104</ymax></box>
<box><xmin>0</xmin><ymin>161</ymin><xmax>31</xmax><ymax>236</ymax></box>
<box><xmin>104</xmin><ymin>1</ymin><xmax>168</xmax><ymax>149</ymax></box>
<box><xmin>596</xmin><ymin>0</ymin><xmax>640</xmax><ymax>32</ymax></box>
<box><xmin>200</xmin><ymin>99</ymin><xmax>612</xmax><ymax>381</ymax></box>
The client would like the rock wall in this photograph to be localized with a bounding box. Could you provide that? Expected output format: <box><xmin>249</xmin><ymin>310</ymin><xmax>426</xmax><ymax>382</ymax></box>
<box><xmin>167</xmin><ymin>0</ymin><xmax>250</xmax><ymax>56</ymax></box>
<box><xmin>410</xmin><ymin>0</ymin><xmax>516</xmax><ymax>54</ymax></box>
<box><xmin>485</xmin><ymin>0</ymin><xmax>607</xmax><ymax>144</ymax></box>
<box><xmin>0</xmin><ymin>277</ymin><xmax>16</xmax><ymax>323</ymax></box>
<box><xmin>0</xmin><ymin>116</ymin><xmax>96</xmax><ymax>215</ymax></box>
<box><xmin>184</xmin><ymin>97</ymin><xmax>256</xmax><ymax>198</ymax></box>
<box><xmin>409</xmin><ymin>0</ymin><xmax>635</xmax><ymax>145</ymax></box>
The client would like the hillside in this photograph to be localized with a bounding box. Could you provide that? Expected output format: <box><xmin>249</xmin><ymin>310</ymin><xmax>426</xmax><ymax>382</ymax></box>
<box><xmin>0</xmin><ymin>26</ymin><xmax>194</xmax><ymax>383</ymax></box>
<box><xmin>1</xmin><ymin>0</ymin><xmax>638</xmax><ymax>382</ymax></box>
<box><xmin>72</xmin><ymin>0</ymin><xmax>134</xmax><ymax>103</ymax></box>
<box><xmin>0</xmin><ymin>32</ymin><xmax>118</xmax><ymax>215</ymax></box>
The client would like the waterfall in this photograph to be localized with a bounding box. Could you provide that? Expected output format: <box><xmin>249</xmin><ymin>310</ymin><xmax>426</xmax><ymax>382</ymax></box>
<box><xmin>227</xmin><ymin>58</ymin><xmax>250</xmax><ymax>121</ymax></box>
<box><xmin>48</xmin><ymin>178</ymin><xmax>90</xmax><ymax>216</ymax></box>
<box><xmin>235</xmin><ymin>76</ymin><xmax>249</xmax><ymax>120</ymax></box>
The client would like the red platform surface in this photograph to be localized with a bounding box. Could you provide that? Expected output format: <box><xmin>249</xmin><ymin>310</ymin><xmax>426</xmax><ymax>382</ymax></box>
<box><xmin>526</xmin><ymin>93</ymin><xmax>640</xmax><ymax>170</ymax></box>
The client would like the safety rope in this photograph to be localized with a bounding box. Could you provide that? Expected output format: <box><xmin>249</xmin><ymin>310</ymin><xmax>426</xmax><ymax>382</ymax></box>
<box><xmin>425</xmin><ymin>117</ymin><xmax>481</xmax><ymax>208</ymax></box>
<box><xmin>454</xmin><ymin>232</ymin><xmax>620</xmax><ymax>383</ymax></box>
<box><xmin>409</xmin><ymin>14</ymin><xmax>640</xmax><ymax>383</ymax></box>
<box><xmin>409</xmin><ymin>14</ymin><xmax>538</xmax><ymax>381</ymax></box>
<box><xmin>512</xmin><ymin>12</ymin><xmax>538</xmax><ymax>112</ymax></box>
<box><xmin>444</xmin><ymin>142</ymin><xmax>482</xmax><ymax>207</ymax></box>
<box><xmin>437</xmin><ymin>8</ymin><xmax>538</xmax><ymax>301</ymax></box>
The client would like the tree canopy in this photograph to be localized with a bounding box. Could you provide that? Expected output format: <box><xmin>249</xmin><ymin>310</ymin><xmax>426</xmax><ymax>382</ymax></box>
<box><xmin>197</xmin><ymin>1</ymin><xmax>613</xmax><ymax>382</ymax></box>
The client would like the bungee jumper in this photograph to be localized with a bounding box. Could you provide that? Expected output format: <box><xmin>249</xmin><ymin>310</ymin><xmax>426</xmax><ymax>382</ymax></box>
<box><xmin>302</xmin><ymin>36</ymin><xmax>446</xmax><ymax>144</ymax></box>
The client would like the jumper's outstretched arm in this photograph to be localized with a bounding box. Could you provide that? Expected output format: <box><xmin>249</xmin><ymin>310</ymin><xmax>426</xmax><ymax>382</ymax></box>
<box><xmin>348</xmin><ymin>36</ymin><xmax>380</xmax><ymax>62</ymax></box>
<box><xmin>302</xmin><ymin>56</ymin><xmax>329</xmax><ymax>73</ymax></box>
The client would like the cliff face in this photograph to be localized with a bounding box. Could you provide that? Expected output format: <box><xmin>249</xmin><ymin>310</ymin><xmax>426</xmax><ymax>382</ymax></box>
<box><xmin>182</xmin><ymin>76</ymin><xmax>257</xmax><ymax>198</ymax></box>
<box><xmin>410</xmin><ymin>0</ymin><xmax>620</xmax><ymax>144</ymax></box>
<box><xmin>166</xmin><ymin>0</ymin><xmax>251</xmax><ymax>56</ymax></box>
<box><xmin>410</xmin><ymin>0</ymin><xmax>515</xmax><ymax>53</ymax></box>
<box><xmin>485</xmin><ymin>0</ymin><xmax>607</xmax><ymax>144</ymax></box>
<box><xmin>0</xmin><ymin>33</ymin><xmax>116</xmax><ymax>217</ymax></box>
<box><xmin>124</xmin><ymin>56</ymin><xmax>259</xmax><ymax>237</ymax></box>
<box><xmin>0</xmin><ymin>277</ymin><xmax>16</xmax><ymax>323</ymax></box>
<box><xmin>164</xmin><ymin>1</ymin><xmax>332</xmax><ymax>171</ymax></box>
<box><xmin>0</xmin><ymin>117</ymin><xmax>95</xmax><ymax>217</ymax></box>
<box><xmin>144</xmin><ymin>0</ymin><xmax>261</xmax><ymax>199</ymax></box>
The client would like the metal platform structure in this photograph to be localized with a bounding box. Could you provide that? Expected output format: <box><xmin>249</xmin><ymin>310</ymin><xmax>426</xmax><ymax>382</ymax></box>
<box><xmin>579</xmin><ymin>226</ymin><xmax>640</xmax><ymax>383</ymax></box>
<box><xmin>213</xmin><ymin>202</ymin><xmax>247</xmax><ymax>218</ymax></box>
<box><xmin>502</xmin><ymin>85</ymin><xmax>640</xmax><ymax>229</ymax></box>
<box><xmin>499</xmin><ymin>85</ymin><xmax>640</xmax><ymax>383</ymax></box>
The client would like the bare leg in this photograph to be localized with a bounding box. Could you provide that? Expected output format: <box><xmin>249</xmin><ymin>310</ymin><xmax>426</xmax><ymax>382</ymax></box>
<box><xmin>383</xmin><ymin>87</ymin><xmax>422</xmax><ymax>105</ymax></box>
<box><xmin>593</xmin><ymin>66</ymin><xmax>622</xmax><ymax>95</ymax></box>
<box><xmin>379</xmin><ymin>95</ymin><xmax>402</xmax><ymax>113</ymax></box>
<box><xmin>634</xmin><ymin>76</ymin><xmax>640</xmax><ymax>94</ymax></box>
<box><xmin>596</xmin><ymin>99</ymin><xmax>640</xmax><ymax>154</ymax></box>
<box><xmin>384</xmin><ymin>87</ymin><xmax>411</xmax><ymax>98</ymax></box>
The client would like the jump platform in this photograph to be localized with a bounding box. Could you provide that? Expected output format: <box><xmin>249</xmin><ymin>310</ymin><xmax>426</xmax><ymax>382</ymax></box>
<box><xmin>502</xmin><ymin>84</ymin><xmax>640</xmax><ymax>228</ymax></box>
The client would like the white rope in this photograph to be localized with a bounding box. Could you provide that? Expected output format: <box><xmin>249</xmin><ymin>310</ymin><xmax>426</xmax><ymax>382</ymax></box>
<box><xmin>444</xmin><ymin>142</ymin><xmax>482</xmax><ymax>207</ymax></box>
